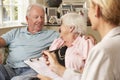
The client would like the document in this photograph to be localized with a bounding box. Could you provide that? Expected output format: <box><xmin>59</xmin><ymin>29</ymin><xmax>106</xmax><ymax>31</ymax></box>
<box><xmin>24</xmin><ymin>57</ymin><xmax>61</xmax><ymax>79</ymax></box>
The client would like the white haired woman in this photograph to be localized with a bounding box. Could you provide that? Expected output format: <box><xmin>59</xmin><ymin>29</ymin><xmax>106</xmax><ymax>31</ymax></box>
<box><xmin>49</xmin><ymin>12</ymin><xmax>94</xmax><ymax>71</ymax></box>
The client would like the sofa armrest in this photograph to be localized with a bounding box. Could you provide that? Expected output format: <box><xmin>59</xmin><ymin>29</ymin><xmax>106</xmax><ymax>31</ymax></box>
<box><xmin>0</xmin><ymin>47</ymin><xmax>9</xmax><ymax>64</ymax></box>
<box><xmin>0</xmin><ymin>48</ymin><xmax>5</xmax><ymax>64</ymax></box>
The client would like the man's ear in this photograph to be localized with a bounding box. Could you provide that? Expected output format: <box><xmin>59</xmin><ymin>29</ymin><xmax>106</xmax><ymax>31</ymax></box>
<box><xmin>95</xmin><ymin>5</ymin><xmax>101</xmax><ymax>18</ymax></box>
<box><xmin>26</xmin><ymin>16</ymin><xmax>28</xmax><ymax>21</ymax></box>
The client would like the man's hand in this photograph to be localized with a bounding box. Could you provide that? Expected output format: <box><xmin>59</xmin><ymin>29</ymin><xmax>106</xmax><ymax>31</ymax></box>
<box><xmin>84</xmin><ymin>34</ymin><xmax>97</xmax><ymax>44</ymax></box>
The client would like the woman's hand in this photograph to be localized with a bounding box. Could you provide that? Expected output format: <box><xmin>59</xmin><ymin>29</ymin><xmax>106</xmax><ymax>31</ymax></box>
<box><xmin>43</xmin><ymin>50</ymin><xmax>58</xmax><ymax>67</ymax></box>
<box><xmin>37</xmin><ymin>74</ymin><xmax>52</xmax><ymax>80</ymax></box>
<box><xmin>43</xmin><ymin>50</ymin><xmax>66</xmax><ymax>76</ymax></box>
<box><xmin>84</xmin><ymin>34</ymin><xmax>97</xmax><ymax>44</ymax></box>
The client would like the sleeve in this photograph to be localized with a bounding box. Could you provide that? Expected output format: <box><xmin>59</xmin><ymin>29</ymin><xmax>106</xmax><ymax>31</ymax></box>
<box><xmin>81</xmin><ymin>47</ymin><xmax>112</xmax><ymax>80</ymax></box>
<box><xmin>49</xmin><ymin>38</ymin><xmax>64</xmax><ymax>51</ymax></box>
<box><xmin>62</xmin><ymin>69</ymin><xmax>82</xmax><ymax>80</ymax></box>
<box><xmin>72</xmin><ymin>37</ymin><xmax>94</xmax><ymax>70</ymax></box>
<box><xmin>1</xmin><ymin>28</ymin><xmax>18</xmax><ymax>45</ymax></box>
<box><xmin>65</xmin><ymin>36</ymin><xmax>95</xmax><ymax>71</ymax></box>
<box><xmin>82</xmin><ymin>37</ymin><xmax>95</xmax><ymax>60</ymax></box>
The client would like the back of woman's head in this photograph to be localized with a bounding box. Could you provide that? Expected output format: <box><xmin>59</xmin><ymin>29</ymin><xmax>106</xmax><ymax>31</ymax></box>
<box><xmin>61</xmin><ymin>13</ymin><xmax>87</xmax><ymax>35</ymax></box>
<box><xmin>89</xmin><ymin>0</ymin><xmax>120</xmax><ymax>25</ymax></box>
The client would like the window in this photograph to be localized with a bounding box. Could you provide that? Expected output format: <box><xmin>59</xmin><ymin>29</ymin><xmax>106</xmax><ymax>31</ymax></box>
<box><xmin>0</xmin><ymin>0</ymin><xmax>29</xmax><ymax>27</ymax></box>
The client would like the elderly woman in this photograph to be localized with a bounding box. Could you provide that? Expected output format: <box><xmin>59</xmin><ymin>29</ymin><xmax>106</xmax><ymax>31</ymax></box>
<box><xmin>49</xmin><ymin>12</ymin><xmax>94</xmax><ymax>72</ymax></box>
<box><xmin>36</xmin><ymin>12</ymin><xmax>94</xmax><ymax>80</ymax></box>
<box><xmin>38</xmin><ymin>0</ymin><xmax>120</xmax><ymax>80</ymax></box>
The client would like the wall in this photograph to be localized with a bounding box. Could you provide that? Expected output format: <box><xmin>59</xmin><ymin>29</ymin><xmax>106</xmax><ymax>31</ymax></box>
<box><xmin>0</xmin><ymin>27</ymin><xmax>22</xmax><ymax>36</ymax></box>
<box><xmin>86</xmin><ymin>27</ymin><xmax>101</xmax><ymax>42</ymax></box>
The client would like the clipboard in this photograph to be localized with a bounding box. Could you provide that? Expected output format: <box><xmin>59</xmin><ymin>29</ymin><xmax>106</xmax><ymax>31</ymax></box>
<box><xmin>24</xmin><ymin>57</ymin><xmax>61</xmax><ymax>79</ymax></box>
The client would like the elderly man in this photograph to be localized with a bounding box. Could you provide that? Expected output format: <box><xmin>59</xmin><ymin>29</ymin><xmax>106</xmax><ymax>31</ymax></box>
<box><xmin>0</xmin><ymin>3</ymin><xmax>59</xmax><ymax>80</ymax></box>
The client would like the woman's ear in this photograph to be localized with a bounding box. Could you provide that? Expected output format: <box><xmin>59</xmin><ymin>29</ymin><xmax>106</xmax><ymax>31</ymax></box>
<box><xmin>95</xmin><ymin>5</ymin><xmax>101</xmax><ymax>18</ymax></box>
<box><xmin>69</xmin><ymin>26</ymin><xmax>75</xmax><ymax>33</ymax></box>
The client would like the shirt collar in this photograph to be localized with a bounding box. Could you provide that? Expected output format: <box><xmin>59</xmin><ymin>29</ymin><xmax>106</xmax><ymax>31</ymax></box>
<box><xmin>72</xmin><ymin>36</ymin><xmax>83</xmax><ymax>46</ymax></box>
<box><xmin>20</xmin><ymin>26</ymin><xmax>45</xmax><ymax>34</ymax></box>
<box><xmin>102</xmin><ymin>26</ymin><xmax>120</xmax><ymax>41</ymax></box>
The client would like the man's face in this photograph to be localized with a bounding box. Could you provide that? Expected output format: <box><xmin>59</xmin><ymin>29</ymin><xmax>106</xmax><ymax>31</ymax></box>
<box><xmin>26</xmin><ymin>6</ymin><xmax>45</xmax><ymax>33</ymax></box>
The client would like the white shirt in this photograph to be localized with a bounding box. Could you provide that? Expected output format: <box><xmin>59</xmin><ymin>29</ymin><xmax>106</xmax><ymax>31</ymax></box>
<box><xmin>62</xmin><ymin>26</ymin><xmax>120</xmax><ymax>80</ymax></box>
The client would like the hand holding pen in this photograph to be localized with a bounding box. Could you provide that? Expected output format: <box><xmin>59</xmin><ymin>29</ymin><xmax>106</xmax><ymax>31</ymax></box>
<box><xmin>42</xmin><ymin>50</ymin><xmax>58</xmax><ymax>66</ymax></box>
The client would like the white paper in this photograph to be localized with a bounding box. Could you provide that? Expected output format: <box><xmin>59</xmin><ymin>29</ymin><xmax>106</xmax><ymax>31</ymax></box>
<box><xmin>24</xmin><ymin>57</ymin><xmax>61</xmax><ymax>79</ymax></box>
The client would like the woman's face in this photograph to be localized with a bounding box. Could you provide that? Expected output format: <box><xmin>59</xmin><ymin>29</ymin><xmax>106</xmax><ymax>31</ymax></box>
<box><xmin>59</xmin><ymin>24</ymin><xmax>72</xmax><ymax>46</ymax></box>
<box><xmin>59</xmin><ymin>24</ymin><xmax>69</xmax><ymax>41</ymax></box>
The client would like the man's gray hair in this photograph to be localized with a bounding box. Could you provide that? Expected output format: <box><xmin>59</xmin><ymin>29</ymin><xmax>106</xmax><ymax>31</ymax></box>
<box><xmin>61</xmin><ymin>13</ymin><xmax>87</xmax><ymax>35</ymax></box>
<box><xmin>26</xmin><ymin>3</ymin><xmax>45</xmax><ymax>16</ymax></box>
